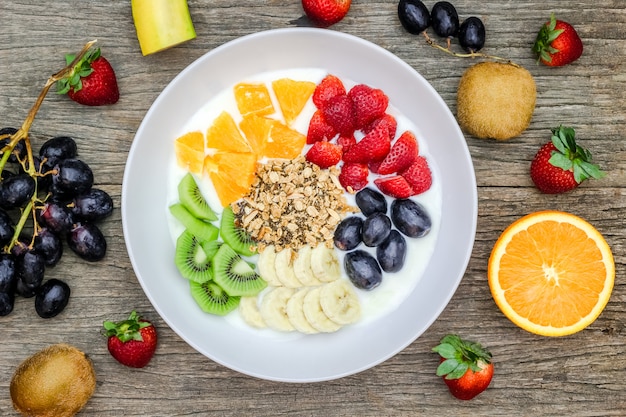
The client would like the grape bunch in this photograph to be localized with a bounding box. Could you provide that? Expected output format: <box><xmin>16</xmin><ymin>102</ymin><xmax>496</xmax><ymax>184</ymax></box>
<box><xmin>0</xmin><ymin>129</ymin><xmax>113</xmax><ymax>318</ymax></box>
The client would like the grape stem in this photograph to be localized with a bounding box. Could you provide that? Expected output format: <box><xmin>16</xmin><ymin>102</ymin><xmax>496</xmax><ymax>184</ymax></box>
<box><xmin>1</xmin><ymin>39</ymin><xmax>97</xmax><ymax>252</ymax></box>
<box><xmin>422</xmin><ymin>32</ymin><xmax>520</xmax><ymax>67</ymax></box>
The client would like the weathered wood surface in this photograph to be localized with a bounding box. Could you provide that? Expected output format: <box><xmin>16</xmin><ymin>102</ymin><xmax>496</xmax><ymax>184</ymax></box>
<box><xmin>0</xmin><ymin>1</ymin><xmax>624</xmax><ymax>416</ymax></box>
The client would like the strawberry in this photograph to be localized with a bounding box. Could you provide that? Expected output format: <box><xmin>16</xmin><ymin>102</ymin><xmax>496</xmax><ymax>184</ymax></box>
<box><xmin>313</xmin><ymin>74</ymin><xmax>346</xmax><ymax>108</ymax></box>
<box><xmin>373</xmin><ymin>175</ymin><xmax>414</xmax><ymax>199</ymax></box>
<box><xmin>348</xmin><ymin>84</ymin><xmax>389</xmax><ymax>129</ymax></box>
<box><xmin>364</xmin><ymin>113</ymin><xmax>398</xmax><ymax>140</ymax></box>
<box><xmin>320</xmin><ymin>94</ymin><xmax>356</xmax><ymax>137</ymax></box>
<box><xmin>57</xmin><ymin>47</ymin><xmax>119</xmax><ymax>106</ymax></box>
<box><xmin>305</xmin><ymin>140</ymin><xmax>343</xmax><ymax>168</ymax></box>
<box><xmin>336</xmin><ymin>135</ymin><xmax>356</xmax><ymax>153</ymax></box>
<box><xmin>533</xmin><ymin>14</ymin><xmax>583</xmax><ymax>67</ymax></box>
<box><xmin>401</xmin><ymin>156</ymin><xmax>432</xmax><ymax>194</ymax></box>
<box><xmin>103</xmin><ymin>310</ymin><xmax>157</xmax><ymax>368</ymax></box>
<box><xmin>342</xmin><ymin>123</ymin><xmax>391</xmax><ymax>164</ymax></box>
<box><xmin>432</xmin><ymin>334</ymin><xmax>494</xmax><ymax>401</ymax></box>
<box><xmin>301</xmin><ymin>0</ymin><xmax>351</xmax><ymax>28</ymax></box>
<box><xmin>307</xmin><ymin>109</ymin><xmax>337</xmax><ymax>144</ymax></box>
<box><xmin>530</xmin><ymin>126</ymin><xmax>605</xmax><ymax>194</ymax></box>
<box><xmin>377</xmin><ymin>131</ymin><xmax>418</xmax><ymax>175</ymax></box>
<box><xmin>338</xmin><ymin>162</ymin><xmax>369</xmax><ymax>192</ymax></box>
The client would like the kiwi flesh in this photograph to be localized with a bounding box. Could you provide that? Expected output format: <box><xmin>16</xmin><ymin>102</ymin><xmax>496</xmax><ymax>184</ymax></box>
<box><xmin>11</xmin><ymin>343</ymin><xmax>96</xmax><ymax>417</ymax></box>
<box><xmin>190</xmin><ymin>280</ymin><xmax>240</xmax><ymax>316</ymax></box>
<box><xmin>219</xmin><ymin>206</ymin><xmax>257</xmax><ymax>257</ymax></box>
<box><xmin>178</xmin><ymin>173</ymin><xmax>217</xmax><ymax>221</ymax></box>
<box><xmin>212</xmin><ymin>243</ymin><xmax>267</xmax><ymax>296</ymax></box>
<box><xmin>169</xmin><ymin>203</ymin><xmax>218</xmax><ymax>242</ymax></box>
<box><xmin>175</xmin><ymin>230</ymin><xmax>215</xmax><ymax>283</ymax></box>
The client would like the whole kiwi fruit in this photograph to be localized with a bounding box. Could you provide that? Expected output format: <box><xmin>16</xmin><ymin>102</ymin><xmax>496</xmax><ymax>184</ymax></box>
<box><xmin>10</xmin><ymin>343</ymin><xmax>96</xmax><ymax>417</ymax></box>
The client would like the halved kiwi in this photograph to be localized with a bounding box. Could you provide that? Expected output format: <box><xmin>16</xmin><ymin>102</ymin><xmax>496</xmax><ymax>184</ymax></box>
<box><xmin>190</xmin><ymin>280</ymin><xmax>240</xmax><ymax>316</ymax></box>
<box><xmin>212</xmin><ymin>243</ymin><xmax>266</xmax><ymax>296</ymax></box>
<box><xmin>219</xmin><ymin>206</ymin><xmax>257</xmax><ymax>257</ymax></box>
<box><xmin>175</xmin><ymin>230</ymin><xmax>215</xmax><ymax>283</ymax></box>
<box><xmin>178</xmin><ymin>173</ymin><xmax>217</xmax><ymax>221</ymax></box>
<box><xmin>169</xmin><ymin>203</ymin><xmax>218</xmax><ymax>242</ymax></box>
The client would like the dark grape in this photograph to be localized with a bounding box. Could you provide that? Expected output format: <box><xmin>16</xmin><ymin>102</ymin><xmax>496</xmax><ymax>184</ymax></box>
<box><xmin>70</xmin><ymin>188</ymin><xmax>113</xmax><ymax>221</ymax></box>
<box><xmin>344</xmin><ymin>250</ymin><xmax>382</xmax><ymax>290</ymax></box>
<box><xmin>390</xmin><ymin>199</ymin><xmax>432</xmax><ymax>238</ymax></box>
<box><xmin>38</xmin><ymin>201</ymin><xmax>75</xmax><ymax>235</ymax></box>
<box><xmin>431</xmin><ymin>1</ymin><xmax>459</xmax><ymax>38</ymax></box>
<box><xmin>15</xmin><ymin>250</ymin><xmax>46</xmax><ymax>298</ymax></box>
<box><xmin>0</xmin><ymin>173</ymin><xmax>36</xmax><ymax>209</ymax></box>
<box><xmin>34</xmin><ymin>228</ymin><xmax>63</xmax><ymax>267</ymax></box>
<box><xmin>67</xmin><ymin>223</ymin><xmax>107</xmax><ymax>261</ymax></box>
<box><xmin>0</xmin><ymin>209</ymin><xmax>15</xmax><ymax>246</ymax></box>
<box><xmin>333</xmin><ymin>216</ymin><xmax>363</xmax><ymax>251</ymax></box>
<box><xmin>458</xmin><ymin>17</ymin><xmax>486</xmax><ymax>52</ymax></box>
<box><xmin>35</xmin><ymin>278</ymin><xmax>70</xmax><ymax>318</ymax></box>
<box><xmin>0</xmin><ymin>291</ymin><xmax>15</xmax><ymax>316</ymax></box>
<box><xmin>376</xmin><ymin>230</ymin><xmax>407</xmax><ymax>273</ymax></box>
<box><xmin>362</xmin><ymin>212</ymin><xmax>392</xmax><ymax>247</ymax></box>
<box><xmin>0</xmin><ymin>127</ymin><xmax>26</xmax><ymax>163</ymax></box>
<box><xmin>51</xmin><ymin>158</ymin><xmax>94</xmax><ymax>198</ymax></box>
<box><xmin>0</xmin><ymin>253</ymin><xmax>17</xmax><ymax>293</ymax></box>
<box><xmin>355</xmin><ymin>188</ymin><xmax>387</xmax><ymax>217</ymax></box>
<box><xmin>39</xmin><ymin>135</ymin><xmax>77</xmax><ymax>170</ymax></box>
<box><xmin>398</xmin><ymin>0</ymin><xmax>431</xmax><ymax>35</ymax></box>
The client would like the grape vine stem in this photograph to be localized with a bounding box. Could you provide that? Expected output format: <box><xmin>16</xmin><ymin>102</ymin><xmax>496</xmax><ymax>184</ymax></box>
<box><xmin>422</xmin><ymin>32</ymin><xmax>520</xmax><ymax>67</ymax></box>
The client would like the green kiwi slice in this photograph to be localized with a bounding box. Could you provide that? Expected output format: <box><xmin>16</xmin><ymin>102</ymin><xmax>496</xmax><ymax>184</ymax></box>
<box><xmin>169</xmin><ymin>203</ymin><xmax>219</xmax><ymax>242</ymax></box>
<box><xmin>174</xmin><ymin>230</ymin><xmax>214</xmax><ymax>283</ymax></box>
<box><xmin>189</xmin><ymin>280</ymin><xmax>240</xmax><ymax>316</ymax></box>
<box><xmin>212</xmin><ymin>243</ymin><xmax>267</xmax><ymax>296</ymax></box>
<box><xmin>219</xmin><ymin>206</ymin><xmax>257</xmax><ymax>257</ymax></box>
<box><xmin>178</xmin><ymin>173</ymin><xmax>217</xmax><ymax>221</ymax></box>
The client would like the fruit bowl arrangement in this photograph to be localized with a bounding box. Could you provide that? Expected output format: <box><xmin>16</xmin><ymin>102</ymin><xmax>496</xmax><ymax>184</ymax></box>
<box><xmin>122</xmin><ymin>28</ymin><xmax>477</xmax><ymax>382</ymax></box>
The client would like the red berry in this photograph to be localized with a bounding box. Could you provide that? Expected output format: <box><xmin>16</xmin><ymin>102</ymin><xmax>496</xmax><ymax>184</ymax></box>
<box><xmin>59</xmin><ymin>48</ymin><xmax>119</xmax><ymax>106</ymax></box>
<box><xmin>342</xmin><ymin>123</ymin><xmax>391</xmax><ymax>164</ymax></box>
<box><xmin>305</xmin><ymin>141</ymin><xmax>343</xmax><ymax>169</ymax></box>
<box><xmin>338</xmin><ymin>162</ymin><xmax>369</xmax><ymax>192</ymax></box>
<box><xmin>336</xmin><ymin>135</ymin><xmax>356</xmax><ymax>153</ymax></box>
<box><xmin>320</xmin><ymin>94</ymin><xmax>356</xmax><ymax>137</ymax></box>
<box><xmin>104</xmin><ymin>311</ymin><xmax>157</xmax><ymax>368</ymax></box>
<box><xmin>374</xmin><ymin>175</ymin><xmax>414</xmax><ymax>199</ymax></box>
<box><xmin>377</xmin><ymin>131</ymin><xmax>418</xmax><ymax>175</ymax></box>
<box><xmin>348</xmin><ymin>84</ymin><xmax>389</xmax><ymax>129</ymax></box>
<box><xmin>313</xmin><ymin>74</ymin><xmax>346</xmax><ymax>108</ymax></box>
<box><xmin>533</xmin><ymin>14</ymin><xmax>583</xmax><ymax>67</ymax></box>
<box><xmin>307</xmin><ymin>109</ymin><xmax>336</xmax><ymax>144</ymax></box>
<box><xmin>301</xmin><ymin>0</ymin><xmax>352</xmax><ymax>28</ymax></box>
<box><xmin>401</xmin><ymin>156</ymin><xmax>432</xmax><ymax>195</ymax></box>
<box><xmin>364</xmin><ymin>113</ymin><xmax>398</xmax><ymax>140</ymax></box>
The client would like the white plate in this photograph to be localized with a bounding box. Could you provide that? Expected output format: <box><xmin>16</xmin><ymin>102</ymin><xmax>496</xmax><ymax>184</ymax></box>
<box><xmin>122</xmin><ymin>28</ymin><xmax>477</xmax><ymax>382</ymax></box>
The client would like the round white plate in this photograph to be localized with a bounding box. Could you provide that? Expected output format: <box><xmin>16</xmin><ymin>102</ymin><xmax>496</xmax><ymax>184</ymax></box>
<box><xmin>122</xmin><ymin>28</ymin><xmax>477</xmax><ymax>382</ymax></box>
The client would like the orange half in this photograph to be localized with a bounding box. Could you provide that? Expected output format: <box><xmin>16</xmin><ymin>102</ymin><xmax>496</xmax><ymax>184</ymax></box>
<box><xmin>272</xmin><ymin>78</ymin><xmax>316</xmax><ymax>126</ymax></box>
<box><xmin>203</xmin><ymin>151</ymin><xmax>257</xmax><ymax>206</ymax></box>
<box><xmin>488</xmin><ymin>211</ymin><xmax>614</xmax><ymax>337</ymax></box>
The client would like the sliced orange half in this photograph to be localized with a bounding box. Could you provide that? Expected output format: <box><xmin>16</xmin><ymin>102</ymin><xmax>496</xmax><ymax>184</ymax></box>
<box><xmin>272</xmin><ymin>78</ymin><xmax>316</xmax><ymax>126</ymax></box>
<box><xmin>174</xmin><ymin>131</ymin><xmax>205</xmax><ymax>174</ymax></box>
<box><xmin>233</xmin><ymin>82</ymin><xmax>275</xmax><ymax>117</ymax></box>
<box><xmin>239</xmin><ymin>114</ymin><xmax>273</xmax><ymax>157</ymax></box>
<box><xmin>488</xmin><ymin>211</ymin><xmax>615</xmax><ymax>337</ymax></box>
<box><xmin>263</xmin><ymin>120</ymin><xmax>306</xmax><ymax>160</ymax></box>
<box><xmin>205</xmin><ymin>111</ymin><xmax>252</xmax><ymax>153</ymax></box>
<box><xmin>203</xmin><ymin>151</ymin><xmax>257</xmax><ymax>206</ymax></box>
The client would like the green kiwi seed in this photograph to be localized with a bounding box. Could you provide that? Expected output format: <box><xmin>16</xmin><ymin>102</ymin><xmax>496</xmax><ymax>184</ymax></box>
<box><xmin>212</xmin><ymin>243</ymin><xmax>267</xmax><ymax>297</ymax></box>
<box><xmin>190</xmin><ymin>280</ymin><xmax>240</xmax><ymax>316</ymax></box>
<box><xmin>219</xmin><ymin>206</ymin><xmax>257</xmax><ymax>257</ymax></box>
<box><xmin>174</xmin><ymin>230</ymin><xmax>214</xmax><ymax>283</ymax></box>
<box><xmin>178</xmin><ymin>173</ymin><xmax>218</xmax><ymax>221</ymax></box>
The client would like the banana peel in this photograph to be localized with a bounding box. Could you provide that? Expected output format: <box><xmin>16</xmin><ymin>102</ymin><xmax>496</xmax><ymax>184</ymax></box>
<box><xmin>132</xmin><ymin>0</ymin><xmax>196</xmax><ymax>55</ymax></box>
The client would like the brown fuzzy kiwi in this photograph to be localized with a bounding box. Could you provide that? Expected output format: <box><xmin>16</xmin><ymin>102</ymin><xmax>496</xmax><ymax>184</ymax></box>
<box><xmin>10</xmin><ymin>343</ymin><xmax>96</xmax><ymax>417</ymax></box>
<box><xmin>457</xmin><ymin>61</ymin><xmax>536</xmax><ymax>140</ymax></box>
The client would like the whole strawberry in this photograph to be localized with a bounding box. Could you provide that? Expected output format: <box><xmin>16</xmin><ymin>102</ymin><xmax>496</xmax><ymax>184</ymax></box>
<box><xmin>533</xmin><ymin>14</ymin><xmax>583</xmax><ymax>66</ymax></box>
<box><xmin>57</xmin><ymin>47</ymin><xmax>120</xmax><ymax>106</ymax></box>
<box><xmin>432</xmin><ymin>334</ymin><xmax>494</xmax><ymax>401</ymax></box>
<box><xmin>103</xmin><ymin>311</ymin><xmax>157</xmax><ymax>368</ymax></box>
<box><xmin>530</xmin><ymin>126</ymin><xmax>605</xmax><ymax>194</ymax></box>
<box><xmin>302</xmin><ymin>0</ymin><xmax>351</xmax><ymax>28</ymax></box>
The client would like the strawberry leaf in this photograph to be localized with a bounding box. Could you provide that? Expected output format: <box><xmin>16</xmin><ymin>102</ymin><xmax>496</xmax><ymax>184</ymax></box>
<box><xmin>436</xmin><ymin>358</ymin><xmax>460</xmax><ymax>377</ymax></box>
<box><xmin>432</xmin><ymin>342</ymin><xmax>457</xmax><ymax>359</ymax></box>
<box><xmin>549</xmin><ymin>152</ymin><xmax>573</xmax><ymax>171</ymax></box>
<box><xmin>446</xmin><ymin>362</ymin><xmax>469</xmax><ymax>380</ymax></box>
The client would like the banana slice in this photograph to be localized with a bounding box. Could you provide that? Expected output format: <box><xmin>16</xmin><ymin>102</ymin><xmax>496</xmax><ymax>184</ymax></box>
<box><xmin>285</xmin><ymin>288</ymin><xmax>319</xmax><ymax>334</ymax></box>
<box><xmin>239</xmin><ymin>296</ymin><xmax>267</xmax><ymax>329</ymax></box>
<box><xmin>257</xmin><ymin>246</ymin><xmax>282</xmax><ymax>287</ymax></box>
<box><xmin>260</xmin><ymin>287</ymin><xmax>296</xmax><ymax>332</ymax></box>
<box><xmin>319</xmin><ymin>280</ymin><xmax>361</xmax><ymax>325</ymax></box>
<box><xmin>310</xmin><ymin>245</ymin><xmax>341</xmax><ymax>283</ymax></box>
<box><xmin>302</xmin><ymin>287</ymin><xmax>342</xmax><ymax>333</ymax></box>
<box><xmin>274</xmin><ymin>248</ymin><xmax>303</xmax><ymax>288</ymax></box>
<box><xmin>293</xmin><ymin>245</ymin><xmax>322</xmax><ymax>286</ymax></box>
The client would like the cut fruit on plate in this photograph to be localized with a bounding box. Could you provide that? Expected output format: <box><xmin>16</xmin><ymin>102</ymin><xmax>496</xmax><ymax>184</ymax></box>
<box><xmin>205</xmin><ymin>111</ymin><xmax>252</xmax><ymax>153</ymax></box>
<box><xmin>488</xmin><ymin>211</ymin><xmax>615</xmax><ymax>337</ymax></box>
<box><xmin>234</xmin><ymin>82</ymin><xmax>275</xmax><ymax>117</ymax></box>
<box><xmin>272</xmin><ymin>78</ymin><xmax>316</xmax><ymax>126</ymax></box>
<box><xmin>174</xmin><ymin>131</ymin><xmax>204</xmax><ymax>174</ymax></box>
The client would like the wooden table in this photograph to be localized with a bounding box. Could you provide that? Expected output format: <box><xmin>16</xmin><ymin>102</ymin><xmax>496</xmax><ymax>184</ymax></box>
<box><xmin>1</xmin><ymin>1</ymin><xmax>624</xmax><ymax>415</ymax></box>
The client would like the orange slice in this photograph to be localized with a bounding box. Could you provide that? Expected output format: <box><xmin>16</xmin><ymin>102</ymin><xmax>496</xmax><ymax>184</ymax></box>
<box><xmin>488</xmin><ymin>211</ymin><xmax>615</xmax><ymax>337</ymax></box>
<box><xmin>263</xmin><ymin>120</ymin><xmax>306</xmax><ymax>160</ymax></box>
<box><xmin>272</xmin><ymin>78</ymin><xmax>316</xmax><ymax>126</ymax></box>
<box><xmin>239</xmin><ymin>114</ymin><xmax>273</xmax><ymax>157</ymax></box>
<box><xmin>203</xmin><ymin>151</ymin><xmax>257</xmax><ymax>206</ymax></box>
<box><xmin>205</xmin><ymin>111</ymin><xmax>252</xmax><ymax>153</ymax></box>
<box><xmin>174</xmin><ymin>131</ymin><xmax>205</xmax><ymax>174</ymax></box>
<box><xmin>233</xmin><ymin>82</ymin><xmax>275</xmax><ymax>117</ymax></box>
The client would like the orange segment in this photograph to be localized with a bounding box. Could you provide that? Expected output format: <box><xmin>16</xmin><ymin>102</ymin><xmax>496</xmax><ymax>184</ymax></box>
<box><xmin>205</xmin><ymin>111</ymin><xmax>252</xmax><ymax>153</ymax></box>
<box><xmin>488</xmin><ymin>211</ymin><xmax>615</xmax><ymax>337</ymax></box>
<box><xmin>239</xmin><ymin>114</ymin><xmax>273</xmax><ymax>157</ymax></box>
<box><xmin>233</xmin><ymin>82</ymin><xmax>275</xmax><ymax>117</ymax></box>
<box><xmin>203</xmin><ymin>151</ymin><xmax>257</xmax><ymax>206</ymax></box>
<box><xmin>272</xmin><ymin>78</ymin><xmax>316</xmax><ymax>126</ymax></box>
<box><xmin>263</xmin><ymin>120</ymin><xmax>306</xmax><ymax>159</ymax></box>
<box><xmin>174</xmin><ymin>131</ymin><xmax>205</xmax><ymax>174</ymax></box>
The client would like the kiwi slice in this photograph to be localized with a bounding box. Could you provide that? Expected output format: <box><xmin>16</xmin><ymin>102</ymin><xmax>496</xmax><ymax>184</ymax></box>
<box><xmin>175</xmin><ymin>230</ymin><xmax>215</xmax><ymax>283</ymax></box>
<box><xmin>212</xmin><ymin>243</ymin><xmax>267</xmax><ymax>296</ymax></box>
<box><xmin>219</xmin><ymin>206</ymin><xmax>257</xmax><ymax>257</ymax></box>
<box><xmin>178</xmin><ymin>173</ymin><xmax>218</xmax><ymax>221</ymax></box>
<box><xmin>190</xmin><ymin>280</ymin><xmax>240</xmax><ymax>316</ymax></box>
<box><xmin>169</xmin><ymin>203</ymin><xmax>219</xmax><ymax>242</ymax></box>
